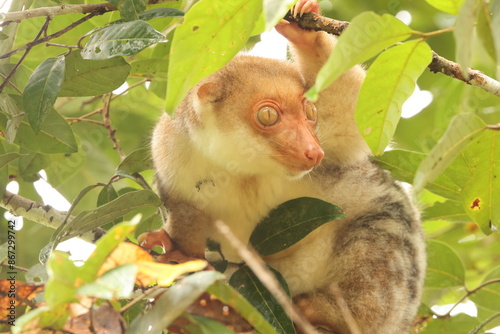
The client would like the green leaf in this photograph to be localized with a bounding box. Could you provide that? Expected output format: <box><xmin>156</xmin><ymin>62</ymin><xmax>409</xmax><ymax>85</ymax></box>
<box><xmin>108</xmin><ymin>0</ymin><xmax>148</xmax><ymax>21</ymax></box>
<box><xmin>23</xmin><ymin>56</ymin><xmax>65</xmax><ymax>133</ymax></box>
<box><xmin>81</xmin><ymin>216</ymin><xmax>141</xmax><ymax>280</ymax></box>
<box><xmin>422</xmin><ymin>200</ymin><xmax>471</xmax><ymax>223</ymax></box>
<box><xmin>492</xmin><ymin>0</ymin><xmax>500</xmax><ymax>81</ymax></box>
<box><xmin>81</xmin><ymin>21</ymin><xmax>166</xmax><ymax>60</ymax></box>
<box><xmin>77</xmin><ymin>264</ymin><xmax>137</xmax><ymax>299</ymax></box>
<box><xmin>97</xmin><ymin>184</ymin><xmax>119</xmax><ymax>206</ymax></box>
<box><xmin>165</xmin><ymin>0</ymin><xmax>262</xmax><ymax>113</ymax></box>
<box><xmin>112</xmin><ymin>7</ymin><xmax>184</xmax><ymax>24</ymax></box>
<box><xmin>65</xmin><ymin>190</ymin><xmax>160</xmax><ymax>238</ymax></box>
<box><xmin>262</xmin><ymin>0</ymin><xmax>295</xmax><ymax>29</ymax></box>
<box><xmin>413</xmin><ymin>113</ymin><xmax>486</xmax><ymax>194</ymax></box>
<box><xmin>12</xmin><ymin>305</ymin><xmax>70</xmax><ymax>334</ymax></box>
<box><xmin>0</xmin><ymin>152</ymin><xmax>22</xmax><ymax>169</ymax></box>
<box><xmin>461</xmin><ymin>130</ymin><xmax>500</xmax><ymax>234</ymax></box>
<box><xmin>471</xmin><ymin>266</ymin><xmax>500</xmax><ymax>310</ymax></box>
<box><xmin>229</xmin><ymin>266</ymin><xmax>294</xmax><ymax>334</ymax></box>
<box><xmin>15</xmin><ymin>107</ymin><xmax>78</xmax><ymax>154</ymax></box>
<box><xmin>305</xmin><ymin>12</ymin><xmax>412</xmax><ymax>101</ymax></box>
<box><xmin>59</xmin><ymin>51</ymin><xmax>131</xmax><ymax>97</ymax></box>
<box><xmin>250</xmin><ymin>197</ymin><xmax>344</xmax><ymax>256</ymax></box>
<box><xmin>130</xmin><ymin>58</ymin><xmax>169</xmax><ymax>79</ymax></box>
<box><xmin>0</xmin><ymin>93</ymin><xmax>23</xmax><ymax>143</ymax></box>
<box><xmin>454</xmin><ymin>0</ymin><xmax>480</xmax><ymax>80</ymax></box>
<box><xmin>126</xmin><ymin>271</ymin><xmax>224</xmax><ymax>334</ymax></box>
<box><xmin>477</xmin><ymin>0</ymin><xmax>497</xmax><ymax>61</ymax></box>
<box><xmin>425</xmin><ymin>0</ymin><xmax>465</xmax><ymax>14</ymax></box>
<box><xmin>18</xmin><ymin>151</ymin><xmax>50</xmax><ymax>181</ymax></box>
<box><xmin>425</xmin><ymin>239</ymin><xmax>465</xmax><ymax>288</ymax></box>
<box><xmin>356</xmin><ymin>40</ymin><xmax>432</xmax><ymax>155</ymax></box>
<box><xmin>116</xmin><ymin>147</ymin><xmax>152</xmax><ymax>174</ymax></box>
<box><xmin>45</xmin><ymin>251</ymin><xmax>80</xmax><ymax>307</ymax></box>
<box><xmin>207</xmin><ymin>280</ymin><xmax>277</xmax><ymax>334</ymax></box>
<box><xmin>422</xmin><ymin>314</ymin><xmax>480</xmax><ymax>333</ymax></box>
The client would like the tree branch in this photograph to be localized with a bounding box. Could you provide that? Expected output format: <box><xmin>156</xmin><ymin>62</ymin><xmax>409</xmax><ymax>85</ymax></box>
<box><xmin>2</xmin><ymin>191</ymin><xmax>106</xmax><ymax>244</ymax></box>
<box><xmin>286</xmin><ymin>12</ymin><xmax>500</xmax><ymax>98</ymax></box>
<box><xmin>0</xmin><ymin>0</ymin><xmax>176</xmax><ymax>24</ymax></box>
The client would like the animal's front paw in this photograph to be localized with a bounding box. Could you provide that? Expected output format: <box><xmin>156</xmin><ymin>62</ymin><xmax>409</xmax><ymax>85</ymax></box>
<box><xmin>275</xmin><ymin>0</ymin><xmax>320</xmax><ymax>47</ymax></box>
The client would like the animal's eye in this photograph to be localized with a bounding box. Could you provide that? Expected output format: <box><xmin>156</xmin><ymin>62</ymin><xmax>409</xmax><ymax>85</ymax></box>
<box><xmin>305</xmin><ymin>102</ymin><xmax>317</xmax><ymax>121</ymax></box>
<box><xmin>256</xmin><ymin>106</ymin><xmax>279</xmax><ymax>126</ymax></box>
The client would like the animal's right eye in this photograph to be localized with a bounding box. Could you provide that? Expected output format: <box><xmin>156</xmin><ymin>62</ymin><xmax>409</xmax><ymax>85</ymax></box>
<box><xmin>256</xmin><ymin>106</ymin><xmax>279</xmax><ymax>126</ymax></box>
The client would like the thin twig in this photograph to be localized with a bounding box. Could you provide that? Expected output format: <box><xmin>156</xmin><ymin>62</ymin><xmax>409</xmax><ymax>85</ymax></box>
<box><xmin>439</xmin><ymin>278</ymin><xmax>500</xmax><ymax>318</ymax></box>
<box><xmin>0</xmin><ymin>11</ymin><xmax>98</xmax><ymax>60</ymax></box>
<box><xmin>0</xmin><ymin>0</ymin><xmax>175</xmax><ymax>25</ymax></box>
<box><xmin>102</xmin><ymin>93</ymin><xmax>126</xmax><ymax>159</ymax></box>
<box><xmin>0</xmin><ymin>17</ymin><xmax>51</xmax><ymax>93</ymax></box>
<box><xmin>0</xmin><ymin>73</ymin><xmax>22</xmax><ymax>94</ymax></box>
<box><xmin>287</xmin><ymin>12</ymin><xmax>500</xmax><ymax>98</ymax></box>
<box><xmin>330</xmin><ymin>283</ymin><xmax>362</xmax><ymax>334</ymax></box>
<box><xmin>214</xmin><ymin>220</ymin><xmax>317</xmax><ymax>334</ymax></box>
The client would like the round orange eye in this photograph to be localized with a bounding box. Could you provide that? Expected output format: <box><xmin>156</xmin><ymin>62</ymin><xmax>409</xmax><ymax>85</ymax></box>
<box><xmin>256</xmin><ymin>106</ymin><xmax>279</xmax><ymax>126</ymax></box>
<box><xmin>305</xmin><ymin>102</ymin><xmax>317</xmax><ymax>121</ymax></box>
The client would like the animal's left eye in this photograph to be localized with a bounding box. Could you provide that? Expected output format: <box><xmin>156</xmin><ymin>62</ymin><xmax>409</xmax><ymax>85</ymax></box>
<box><xmin>256</xmin><ymin>106</ymin><xmax>279</xmax><ymax>126</ymax></box>
<box><xmin>305</xmin><ymin>101</ymin><xmax>317</xmax><ymax>121</ymax></box>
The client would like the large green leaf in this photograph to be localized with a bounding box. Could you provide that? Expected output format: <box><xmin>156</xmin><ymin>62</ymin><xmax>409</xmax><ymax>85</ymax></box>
<box><xmin>81</xmin><ymin>21</ymin><xmax>166</xmax><ymax>60</ymax></box>
<box><xmin>59</xmin><ymin>51</ymin><xmax>131</xmax><ymax>97</ymax></box>
<box><xmin>18</xmin><ymin>151</ymin><xmax>50</xmax><ymax>181</ymax></box>
<box><xmin>306</xmin><ymin>12</ymin><xmax>412</xmax><ymax>101</ymax></box>
<box><xmin>116</xmin><ymin>147</ymin><xmax>152</xmax><ymax>174</ymax></box>
<box><xmin>413</xmin><ymin>113</ymin><xmax>486</xmax><ymax>194</ymax></box>
<box><xmin>108</xmin><ymin>0</ymin><xmax>148</xmax><ymax>21</ymax></box>
<box><xmin>454</xmin><ymin>0</ymin><xmax>480</xmax><ymax>80</ymax></box>
<box><xmin>44</xmin><ymin>251</ymin><xmax>80</xmax><ymax>307</ymax></box>
<box><xmin>250</xmin><ymin>197</ymin><xmax>344</xmax><ymax>256</ymax></box>
<box><xmin>422</xmin><ymin>200</ymin><xmax>471</xmax><ymax>223</ymax></box>
<box><xmin>23</xmin><ymin>56</ymin><xmax>65</xmax><ymax>133</ymax></box>
<box><xmin>76</xmin><ymin>264</ymin><xmax>137</xmax><ymax>299</ymax></box>
<box><xmin>376</xmin><ymin>150</ymin><xmax>465</xmax><ymax>200</ymax></box>
<box><xmin>207</xmin><ymin>280</ymin><xmax>277</xmax><ymax>334</ymax></box>
<box><xmin>230</xmin><ymin>266</ymin><xmax>294</xmax><ymax>334</ymax></box>
<box><xmin>14</xmin><ymin>107</ymin><xmax>78</xmax><ymax>154</ymax></box>
<box><xmin>63</xmin><ymin>189</ymin><xmax>161</xmax><ymax>238</ymax></box>
<box><xmin>425</xmin><ymin>0</ymin><xmax>466</xmax><ymax>14</ymax></box>
<box><xmin>421</xmin><ymin>314</ymin><xmax>480</xmax><ymax>333</ymax></box>
<box><xmin>461</xmin><ymin>130</ymin><xmax>500</xmax><ymax>234</ymax></box>
<box><xmin>425</xmin><ymin>239</ymin><xmax>465</xmax><ymax>288</ymax></box>
<box><xmin>356</xmin><ymin>40</ymin><xmax>432</xmax><ymax>155</ymax></box>
<box><xmin>165</xmin><ymin>0</ymin><xmax>262</xmax><ymax>113</ymax></box>
<box><xmin>126</xmin><ymin>271</ymin><xmax>224</xmax><ymax>334</ymax></box>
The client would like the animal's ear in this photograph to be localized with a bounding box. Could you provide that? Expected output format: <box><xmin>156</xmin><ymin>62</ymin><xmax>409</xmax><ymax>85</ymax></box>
<box><xmin>197</xmin><ymin>82</ymin><xmax>225</xmax><ymax>103</ymax></box>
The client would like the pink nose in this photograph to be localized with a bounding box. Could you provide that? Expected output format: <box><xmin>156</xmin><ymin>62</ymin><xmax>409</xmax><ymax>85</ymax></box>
<box><xmin>305</xmin><ymin>145</ymin><xmax>324</xmax><ymax>167</ymax></box>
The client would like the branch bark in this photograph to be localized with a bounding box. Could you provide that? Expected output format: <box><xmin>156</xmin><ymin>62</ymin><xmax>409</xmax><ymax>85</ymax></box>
<box><xmin>286</xmin><ymin>12</ymin><xmax>500</xmax><ymax>98</ymax></box>
<box><xmin>0</xmin><ymin>0</ymin><xmax>176</xmax><ymax>24</ymax></box>
<box><xmin>2</xmin><ymin>191</ymin><xmax>106</xmax><ymax>244</ymax></box>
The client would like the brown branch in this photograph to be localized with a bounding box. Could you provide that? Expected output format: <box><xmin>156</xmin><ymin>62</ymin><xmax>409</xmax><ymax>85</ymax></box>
<box><xmin>0</xmin><ymin>0</ymin><xmax>176</xmax><ymax>25</ymax></box>
<box><xmin>287</xmin><ymin>12</ymin><xmax>500</xmax><ymax>98</ymax></box>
